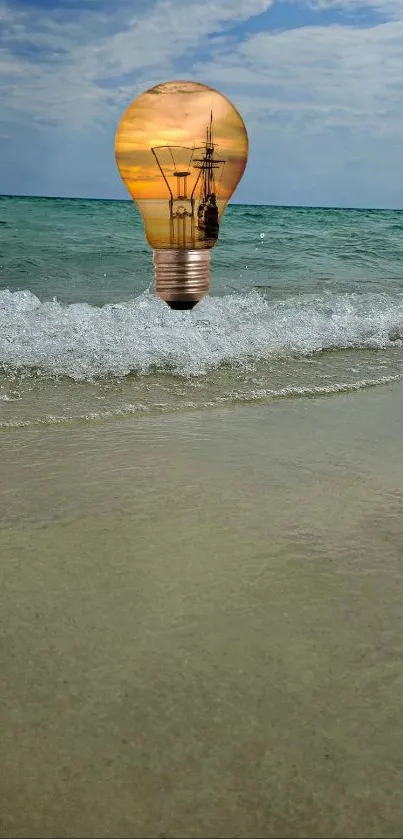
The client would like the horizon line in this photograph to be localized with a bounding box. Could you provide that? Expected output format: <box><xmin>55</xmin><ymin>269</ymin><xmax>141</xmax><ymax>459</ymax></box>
<box><xmin>1</xmin><ymin>193</ymin><xmax>403</xmax><ymax>212</ymax></box>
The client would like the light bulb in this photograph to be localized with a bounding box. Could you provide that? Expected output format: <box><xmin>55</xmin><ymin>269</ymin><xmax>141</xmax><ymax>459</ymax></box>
<box><xmin>115</xmin><ymin>80</ymin><xmax>248</xmax><ymax>310</ymax></box>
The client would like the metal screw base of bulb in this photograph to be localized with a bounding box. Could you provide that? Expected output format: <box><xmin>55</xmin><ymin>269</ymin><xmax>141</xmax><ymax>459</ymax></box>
<box><xmin>153</xmin><ymin>249</ymin><xmax>211</xmax><ymax>309</ymax></box>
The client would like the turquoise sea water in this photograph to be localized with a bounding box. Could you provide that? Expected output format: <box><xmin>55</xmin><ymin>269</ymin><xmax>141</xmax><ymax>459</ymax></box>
<box><xmin>1</xmin><ymin>195</ymin><xmax>403</xmax><ymax>426</ymax></box>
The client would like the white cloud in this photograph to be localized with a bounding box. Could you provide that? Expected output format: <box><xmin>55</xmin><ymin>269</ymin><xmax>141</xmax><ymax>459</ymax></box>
<box><xmin>99</xmin><ymin>0</ymin><xmax>272</xmax><ymax>76</ymax></box>
<box><xmin>306</xmin><ymin>0</ymin><xmax>403</xmax><ymax>19</ymax></box>
<box><xmin>193</xmin><ymin>20</ymin><xmax>403</xmax><ymax>138</ymax></box>
<box><xmin>0</xmin><ymin>0</ymin><xmax>273</xmax><ymax>127</ymax></box>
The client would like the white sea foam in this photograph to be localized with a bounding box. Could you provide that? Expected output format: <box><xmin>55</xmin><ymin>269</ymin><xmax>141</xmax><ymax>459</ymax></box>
<box><xmin>1</xmin><ymin>288</ymin><xmax>403</xmax><ymax>380</ymax></box>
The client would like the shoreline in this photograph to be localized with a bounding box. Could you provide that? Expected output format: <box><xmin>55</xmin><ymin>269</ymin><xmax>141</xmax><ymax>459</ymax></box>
<box><xmin>1</xmin><ymin>379</ymin><xmax>402</xmax><ymax>521</ymax></box>
<box><xmin>1</xmin><ymin>371</ymin><xmax>401</xmax><ymax>432</ymax></box>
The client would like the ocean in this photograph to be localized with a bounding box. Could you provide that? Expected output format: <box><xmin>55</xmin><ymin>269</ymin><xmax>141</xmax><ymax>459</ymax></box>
<box><xmin>1</xmin><ymin>195</ymin><xmax>403</xmax><ymax>426</ymax></box>
<box><xmin>2</xmin><ymin>195</ymin><xmax>403</xmax><ymax>839</ymax></box>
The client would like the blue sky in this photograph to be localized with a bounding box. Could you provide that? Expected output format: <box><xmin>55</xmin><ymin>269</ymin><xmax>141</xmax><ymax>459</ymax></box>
<box><xmin>1</xmin><ymin>0</ymin><xmax>403</xmax><ymax>207</ymax></box>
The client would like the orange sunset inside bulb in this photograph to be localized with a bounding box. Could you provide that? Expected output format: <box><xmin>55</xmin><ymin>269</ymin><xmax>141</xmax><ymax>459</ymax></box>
<box><xmin>115</xmin><ymin>81</ymin><xmax>248</xmax><ymax>249</ymax></box>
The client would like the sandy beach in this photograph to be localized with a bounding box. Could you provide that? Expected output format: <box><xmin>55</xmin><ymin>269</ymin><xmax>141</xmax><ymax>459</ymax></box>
<box><xmin>1</xmin><ymin>384</ymin><xmax>403</xmax><ymax>838</ymax></box>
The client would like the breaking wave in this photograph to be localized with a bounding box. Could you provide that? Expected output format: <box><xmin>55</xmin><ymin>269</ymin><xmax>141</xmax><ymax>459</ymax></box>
<box><xmin>1</xmin><ymin>288</ymin><xmax>403</xmax><ymax>381</ymax></box>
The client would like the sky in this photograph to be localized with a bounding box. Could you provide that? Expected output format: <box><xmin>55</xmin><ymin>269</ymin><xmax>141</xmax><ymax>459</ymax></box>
<box><xmin>1</xmin><ymin>0</ymin><xmax>403</xmax><ymax>208</ymax></box>
<box><xmin>115</xmin><ymin>81</ymin><xmax>248</xmax><ymax>200</ymax></box>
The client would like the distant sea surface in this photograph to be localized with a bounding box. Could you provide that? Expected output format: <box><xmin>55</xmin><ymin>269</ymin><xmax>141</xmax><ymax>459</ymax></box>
<box><xmin>1</xmin><ymin>194</ymin><xmax>403</xmax><ymax>426</ymax></box>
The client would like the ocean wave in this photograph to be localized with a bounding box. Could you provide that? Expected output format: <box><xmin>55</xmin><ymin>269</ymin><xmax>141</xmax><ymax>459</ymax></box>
<box><xmin>1</xmin><ymin>288</ymin><xmax>403</xmax><ymax>381</ymax></box>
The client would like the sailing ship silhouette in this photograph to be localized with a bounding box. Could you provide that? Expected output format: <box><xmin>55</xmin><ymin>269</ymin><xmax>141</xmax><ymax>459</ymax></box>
<box><xmin>152</xmin><ymin>111</ymin><xmax>225</xmax><ymax>247</ymax></box>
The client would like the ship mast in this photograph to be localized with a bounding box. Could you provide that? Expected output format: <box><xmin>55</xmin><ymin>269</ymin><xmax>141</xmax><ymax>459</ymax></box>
<box><xmin>203</xmin><ymin>110</ymin><xmax>214</xmax><ymax>201</ymax></box>
<box><xmin>193</xmin><ymin>110</ymin><xmax>225</xmax><ymax>201</ymax></box>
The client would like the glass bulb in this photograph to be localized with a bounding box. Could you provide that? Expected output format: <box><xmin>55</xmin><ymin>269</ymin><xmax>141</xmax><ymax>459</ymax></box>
<box><xmin>115</xmin><ymin>80</ymin><xmax>248</xmax><ymax>309</ymax></box>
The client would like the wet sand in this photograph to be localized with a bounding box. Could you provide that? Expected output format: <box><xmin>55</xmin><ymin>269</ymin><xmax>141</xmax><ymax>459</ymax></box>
<box><xmin>1</xmin><ymin>385</ymin><xmax>403</xmax><ymax>838</ymax></box>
